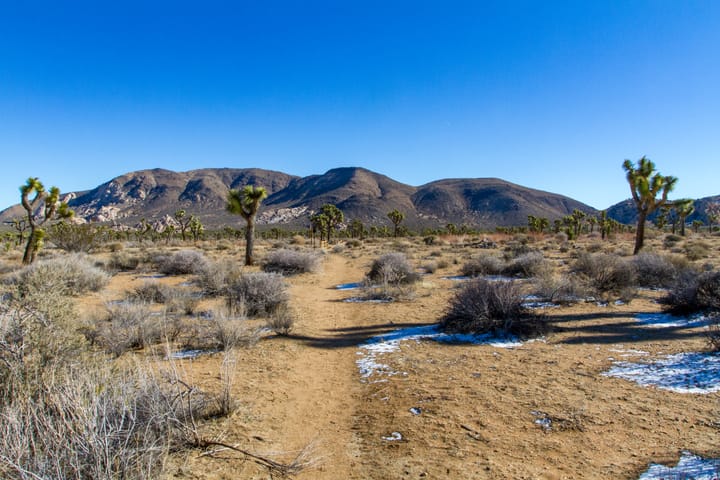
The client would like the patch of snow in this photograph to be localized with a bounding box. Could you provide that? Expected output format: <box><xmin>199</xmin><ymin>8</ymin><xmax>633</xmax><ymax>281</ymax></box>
<box><xmin>635</xmin><ymin>312</ymin><xmax>710</xmax><ymax>329</ymax></box>
<box><xmin>608</xmin><ymin>347</ymin><xmax>649</xmax><ymax>358</ymax></box>
<box><xmin>409</xmin><ymin>407</ymin><xmax>422</xmax><ymax>415</ymax></box>
<box><xmin>382</xmin><ymin>432</ymin><xmax>403</xmax><ymax>441</ymax></box>
<box><xmin>356</xmin><ymin>324</ymin><xmax>522</xmax><ymax>379</ymax></box>
<box><xmin>604</xmin><ymin>352</ymin><xmax>720</xmax><ymax>394</ymax></box>
<box><xmin>638</xmin><ymin>451</ymin><xmax>720</xmax><ymax>479</ymax></box>
<box><xmin>443</xmin><ymin>275</ymin><xmax>471</xmax><ymax>281</ymax></box>
<box><xmin>522</xmin><ymin>295</ymin><xmax>561</xmax><ymax>310</ymax></box>
<box><xmin>344</xmin><ymin>297</ymin><xmax>392</xmax><ymax>304</ymax></box>
<box><xmin>336</xmin><ymin>282</ymin><xmax>363</xmax><ymax>290</ymax></box>
<box><xmin>169</xmin><ymin>349</ymin><xmax>218</xmax><ymax>360</ymax></box>
<box><xmin>531</xmin><ymin>411</ymin><xmax>552</xmax><ymax>431</ymax></box>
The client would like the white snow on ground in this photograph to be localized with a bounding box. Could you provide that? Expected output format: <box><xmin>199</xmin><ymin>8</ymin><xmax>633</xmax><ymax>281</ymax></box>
<box><xmin>635</xmin><ymin>312</ymin><xmax>710</xmax><ymax>328</ymax></box>
<box><xmin>356</xmin><ymin>324</ymin><xmax>522</xmax><ymax>378</ymax></box>
<box><xmin>335</xmin><ymin>282</ymin><xmax>363</xmax><ymax>290</ymax></box>
<box><xmin>604</xmin><ymin>352</ymin><xmax>720</xmax><ymax>393</ymax></box>
<box><xmin>638</xmin><ymin>451</ymin><xmax>720</xmax><ymax>479</ymax></box>
<box><xmin>168</xmin><ymin>348</ymin><xmax>218</xmax><ymax>359</ymax></box>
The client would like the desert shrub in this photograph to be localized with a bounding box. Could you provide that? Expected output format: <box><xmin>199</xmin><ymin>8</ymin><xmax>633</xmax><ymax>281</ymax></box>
<box><xmin>503</xmin><ymin>241</ymin><xmax>533</xmax><ymax>259</ymax></box>
<box><xmin>108</xmin><ymin>251</ymin><xmax>142</xmax><ymax>271</ymax></box>
<box><xmin>685</xmin><ymin>241</ymin><xmax>711</xmax><ymax>261</ymax></box>
<box><xmin>663</xmin><ymin>270</ymin><xmax>720</xmax><ymax>315</ymax></box>
<box><xmin>366</xmin><ymin>252</ymin><xmax>419</xmax><ymax>285</ymax></box>
<box><xmin>532</xmin><ymin>271</ymin><xmax>587</xmax><ymax>304</ymax></box>
<box><xmin>204</xmin><ymin>308</ymin><xmax>259</xmax><ymax>350</ymax></box>
<box><xmin>422</xmin><ymin>261</ymin><xmax>438</xmax><ymax>274</ymax></box>
<box><xmin>197</xmin><ymin>261</ymin><xmax>243</xmax><ymax>297</ymax></box>
<box><xmin>663</xmin><ymin>233</ymin><xmax>682</xmax><ymax>249</ymax></box>
<box><xmin>572</xmin><ymin>253</ymin><xmax>636</xmax><ymax>300</ymax></box>
<box><xmin>461</xmin><ymin>255</ymin><xmax>505</xmax><ymax>277</ymax></box>
<box><xmin>11</xmin><ymin>253</ymin><xmax>110</xmax><ymax>296</ymax></box>
<box><xmin>554</xmin><ymin>232</ymin><xmax>569</xmax><ymax>243</ymax></box>
<box><xmin>0</xmin><ymin>361</ymin><xmax>214</xmax><ymax>480</ymax></box>
<box><xmin>128</xmin><ymin>280</ymin><xmax>171</xmax><ymax>303</ymax></box>
<box><xmin>48</xmin><ymin>222</ymin><xmax>106</xmax><ymax>253</ymax></box>
<box><xmin>441</xmin><ymin>278</ymin><xmax>544</xmax><ymax>337</ymax></box>
<box><xmin>346</xmin><ymin>239</ymin><xmax>362</xmax><ymax>248</ymax></box>
<box><xmin>266</xmin><ymin>305</ymin><xmax>295</xmax><ymax>336</ymax></box>
<box><xmin>423</xmin><ymin>236</ymin><xmax>437</xmax><ymax>246</ymax></box>
<box><xmin>585</xmin><ymin>242</ymin><xmax>604</xmax><ymax>253</ymax></box>
<box><xmin>290</xmin><ymin>234</ymin><xmax>306</xmax><ymax>246</ymax></box>
<box><xmin>504</xmin><ymin>251</ymin><xmax>549</xmax><ymax>278</ymax></box>
<box><xmin>226</xmin><ymin>272</ymin><xmax>289</xmax><ymax>317</ymax></box>
<box><xmin>155</xmin><ymin>249</ymin><xmax>209</xmax><ymax>275</ymax></box>
<box><xmin>632</xmin><ymin>252</ymin><xmax>691</xmax><ymax>289</ymax></box>
<box><xmin>262</xmin><ymin>248</ymin><xmax>321</xmax><ymax>275</ymax></box>
<box><xmin>164</xmin><ymin>287</ymin><xmax>200</xmax><ymax>315</ymax></box>
<box><xmin>91</xmin><ymin>301</ymin><xmax>166</xmax><ymax>356</ymax></box>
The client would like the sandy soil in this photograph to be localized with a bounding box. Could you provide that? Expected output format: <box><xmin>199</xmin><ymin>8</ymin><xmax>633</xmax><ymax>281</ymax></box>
<box><xmin>127</xmin><ymin>245</ymin><xmax>720</xmax><ymax>480</ymax></box>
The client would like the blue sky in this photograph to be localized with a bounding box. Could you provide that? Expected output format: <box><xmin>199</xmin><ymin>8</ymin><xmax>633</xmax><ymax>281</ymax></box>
<box><xmin>1</xmin><ymin>1</ymin><xmax>718</xmax><ymax>211</ymax></box>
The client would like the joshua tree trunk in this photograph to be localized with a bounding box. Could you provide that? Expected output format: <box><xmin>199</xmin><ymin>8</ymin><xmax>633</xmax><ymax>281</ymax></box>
<box><xmin>245</xmin><ymin>221</ymin><xmax>256</xmax><ymax>266</ymax></box>
<box><xmin>633</xmin><ymin>211</ymin><xmax>647</xmax><ymax>255</ymax></box>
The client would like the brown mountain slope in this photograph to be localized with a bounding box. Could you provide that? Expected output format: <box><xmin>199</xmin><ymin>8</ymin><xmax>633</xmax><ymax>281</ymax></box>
<box><xmin>413</xmin><ymin>178</ymin><xmax>596</xmax><ymax>227</ymax></box>
<box><xmin>0</xmin><ymin>166</ymin><xmax>597</xmax><ymax>229</ymax></box>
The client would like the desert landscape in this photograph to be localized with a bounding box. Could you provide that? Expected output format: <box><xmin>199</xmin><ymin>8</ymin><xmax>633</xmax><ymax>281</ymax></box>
<box><xmin>2</xmin><ymin>224</ymin><xmax>719</xmax><ymax>479</ymax></box>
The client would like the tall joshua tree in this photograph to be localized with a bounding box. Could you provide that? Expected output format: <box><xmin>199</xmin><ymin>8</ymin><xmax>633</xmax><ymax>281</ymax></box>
<box><xmin>227</xmin><ymin>185</ymin><xmax>267</xmax><ymax>266</ymax></box>
<box><xmin>673</xmin><ymin>199</ymin><xmax>695</xmax><ymax>237</ymax></box>
<box><xmin>387</xmin><ymin>209</ymin><xmax>405</xmax><ymax>237</ymax></box>
<box><xmin>319</xmin><ymin>204</ymin><xmax>344</xmax><ymax>242</ymax></box>
<box><xmin>20</xmin><ymin>177</ymin><xmax>73</xmax><ymax>264</ymax></box>
<box><xmin>622</xmin><ymin>157</ymin><xmax>677</xmax><ymax>254</ymax></box>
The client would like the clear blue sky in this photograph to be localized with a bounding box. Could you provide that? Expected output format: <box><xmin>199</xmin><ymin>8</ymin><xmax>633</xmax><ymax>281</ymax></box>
<box><xmin>1</xmin><ymin>0</ymin><xmax>719</xmax><ymax>211</ymax></box>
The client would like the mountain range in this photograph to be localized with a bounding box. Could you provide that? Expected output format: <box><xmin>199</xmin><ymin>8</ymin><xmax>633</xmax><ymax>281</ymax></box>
<box><xmin>0</xmin><ymin>166</ymin><xmax>716</xmax><ymax>230</ymax></box>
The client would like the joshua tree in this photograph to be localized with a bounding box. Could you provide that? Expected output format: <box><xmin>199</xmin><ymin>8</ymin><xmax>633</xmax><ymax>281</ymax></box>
<box><xmin>227</xmin><ymin>185</ymin><xmax>268</xmax><ymax>266</ymax></box>
<box><xmin>349</xmin><ymin>219</ymin><xmax>365</xmax><ymax>239</ymax></box>
<box><xmin>310</xmin><ymin>213</ymin><xmax>329</xmax><ymax>246</ymax></box>
<box><xmin>706</xmin><ymin>201</ymin><xmax>720</xmax><ymax>234</ymax></box>
<box><xmin>174</xmin><ymin>209</ymin><xmax>197</xmax><ymax>241</ymax></box>
<box><xmin>387</xmin><ymin>209</ymin><xmax>405</xmax><ymax>237</ymax></box>
<box><xmin>673</xmin><ymin>199</ymin><xmax>695</xmax><ymax>236</ymax></box>
<box><xmin>319</xmin><ymin>204</ymin><xmax>344</xmax><ymax>242</ymax></box>
<box><xmin>20</xmin><ymin>177</ymin><xmax>73</xmax><ymax>264</ymax></box>
<box><xmin>622</xmin><ymin>157</ymin><xmax>678</xmax><ymax>254</ymax></box>
<box><xmin>189</xmin><ymin>216</ymin><xmax>204</xmax><ymax>242</ymax></box>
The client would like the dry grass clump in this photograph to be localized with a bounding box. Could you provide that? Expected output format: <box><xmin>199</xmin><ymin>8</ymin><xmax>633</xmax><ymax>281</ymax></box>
<box><xmin>262</xmin><ymin>248</ymin><xmax>321</xmax><ymax>275</ymax></box>
<box><xmin>265</xmin><ymin>305</ymin><xmax>295</xmax><ymax>336</ymax></box>
<box><xmin>226</xmin><ymin>272</ymin><xmax>289</xmax><ymax>317</ymax></box>
<box><xmin>89</xmin><ymin>301</ymin><xmax>169</xmax><ymax>357</ymax></box>
<box><xmin>10</xmin><ymin>253</ymin><xmax>110</xmax><ymax>296</ymax></box>
<box><xmin>155</xmin><ymin>249</ymin><xmax>210</xmax><ymax>275</ymax></box>
<box><xmin>125</xmin><ymin>282</ymin><xmax>199</xmax><ymax>315</ymax></box>
<box><xmin>685</xmin><ymin>241</ymin><xmax>711</xmax><ymax>261</ymax></box>
<box><xmin>572</xmin><ymin>252</ymin><xmax>637</xmax><ymax>301</ymax></box>
<box><xmin>203</xmin><ymin>308</ymin><xmax>259</xmax><ymax>350</ymax></box>
<box><xmin>441</xmin><ymin>278</ymin><xmax>545</xmax><ymax>337</ymax></box>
